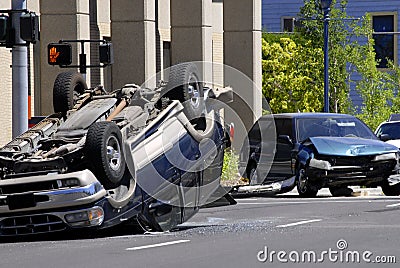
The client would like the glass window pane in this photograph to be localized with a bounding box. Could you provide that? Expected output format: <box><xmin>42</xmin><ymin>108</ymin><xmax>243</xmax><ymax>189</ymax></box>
<box><xmin>372</xmin><ymin>15</ymin><xmax>395</xmax><ymax>68</ymax></box>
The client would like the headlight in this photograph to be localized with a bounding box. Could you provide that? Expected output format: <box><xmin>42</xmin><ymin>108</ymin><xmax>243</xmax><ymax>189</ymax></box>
<box><xmin>373</xmin><ymin>153</ymin><xmax>397</xmax><ymax>161</ymax></box>
<box><xmin>64</xmin><ymin>207</ymin><xmax>104</xmax><ymax>227</ymax></box>
<box><xmin>309</xmin><ymin>158</ymin><xmax>332</xmax><ymax>170</ymax></box>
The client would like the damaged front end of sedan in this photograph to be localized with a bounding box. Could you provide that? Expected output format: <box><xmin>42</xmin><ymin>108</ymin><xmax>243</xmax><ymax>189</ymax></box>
<box><xmin>297</xmin><ymin>136</ymin><xmax>400</xmax><ymax>196</ymax></box>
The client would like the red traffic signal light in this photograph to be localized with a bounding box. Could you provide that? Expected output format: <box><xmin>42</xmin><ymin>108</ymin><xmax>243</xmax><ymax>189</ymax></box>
<box><xmin>48</xmin><ymin>43</ymin><xmax>72</xmax><ymax>65</ymax></box>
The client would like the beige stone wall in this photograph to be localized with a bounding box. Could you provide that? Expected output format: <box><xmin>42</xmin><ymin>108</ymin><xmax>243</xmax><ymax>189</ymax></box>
<box><xmin>0</xmin><ymin>48</ymin><xmax>13</xmax><ymax>146</ymax></box>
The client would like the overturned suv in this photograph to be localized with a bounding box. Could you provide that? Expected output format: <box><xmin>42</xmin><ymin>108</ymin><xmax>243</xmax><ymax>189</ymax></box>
<box><xmin>0</xmin><ymin>63</ymin><xmax>232</xmax><ymax>236</ymax></box>
<box><xmin>241</xmin><ymin>113</ymin><xmax>400</xmax><ymax>197</ymax></box>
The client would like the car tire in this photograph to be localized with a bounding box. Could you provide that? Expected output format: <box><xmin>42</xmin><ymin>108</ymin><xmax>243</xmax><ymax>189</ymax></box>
<box><xmin>329</xmin><ymin>186</ymin><xmax>353</xmax><ymax>197</ymax></box>
<box><xmin>166</xmin><ymin>63</ymin><xmax>204</xmax><ymax>120</ymax></box>
<box><xmin>85</xmin><ymin>121</ymin><xmax>126</xmax><ymax>189</ymax></box>
<box><xmin>296</xmin><ymin>166</ymin><xmax>318</xmax><ymax>198</ymax></box>
<box><xmin>53</xmin><ymin>71</ymin><xmax>87</xmax><ymax>114</ymax></box>
<box><xmin>381</xmin><ymin>182</ymin><xmax>400</xmax><ymax>196</ymax></box>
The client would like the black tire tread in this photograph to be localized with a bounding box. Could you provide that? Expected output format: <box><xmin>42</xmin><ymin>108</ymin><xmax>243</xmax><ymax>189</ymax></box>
<box><xmin>53</xmin><ymin>71</ymin><xmax>87</xmax><ymax>114</ymax></box>
<box><xmin>381</xmin><ymin>182</ymin><xmax>400</xmax><ymax>196</ymax></box>
<box><xmin>85</xmin><ymin>121</ymin><xmax>126</xmax><ymax>189</ymax></box>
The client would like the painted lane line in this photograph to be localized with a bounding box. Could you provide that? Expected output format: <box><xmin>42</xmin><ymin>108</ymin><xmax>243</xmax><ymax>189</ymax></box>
<box><xmin>386</xmin><ymin>202</ymin><xmax>400</xmax><ymax>208</ymax></box>
<box><xmin>126</xmin><ymin>240</ymin><xmax>190</xmax><ymax>251</ymax></box>
<box><xmin>276</xmin><ymin>219</ymin><xmax>322</xmax><ymax>228</ymax></box>
<box><xmin>237</xmin><ymin>199</ymin><xmax>400</xmax><ymax>206</ymax></box>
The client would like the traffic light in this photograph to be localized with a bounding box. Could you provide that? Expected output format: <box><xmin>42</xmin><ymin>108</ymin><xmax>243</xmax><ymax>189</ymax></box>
<box><xmin>0</xmin><ymin>15</ymin><xmax>9</xmax><ymax>43</ymax></box>
<box><xmin>99</xmin><ymin>43</ymin><xmax>114</xmax><ymax>65</ymax></box>
<box><xmin>20</xmin><ymin>13</ymin><xmax>39</xmax><ymax>43</ymax></box>
<box><xmin>48</xmin><ymin>43</ymin><xmax>72</xmax><ymax>65</ymax></box>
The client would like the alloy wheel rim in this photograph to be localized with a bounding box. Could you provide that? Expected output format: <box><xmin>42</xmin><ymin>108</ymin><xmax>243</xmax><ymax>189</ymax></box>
<box><xmin>106</xmin><ymin>135</ymin><xmax>121</xmax><ymax>171</ymax></box>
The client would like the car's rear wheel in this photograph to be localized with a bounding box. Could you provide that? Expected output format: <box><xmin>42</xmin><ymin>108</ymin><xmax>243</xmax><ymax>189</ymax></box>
<box><xmin>296</xmin><ymin>166</ymin><xmax>318</xmax><ymax>198</ymax></box>
<box><xmin>166</xmin><ymin>63</ymin><xmax>204</xmax><ymax>120</ymax></box>
<box><xmin>53</xmin><ymin>71</ymin><xmax>87</xmax><ymax>114</ymax></box>
<box><xmin>381</xmin><ymin>181</ymin><xmax>400</xmax><ymax>196</ymax></box>
<box><xmin>85</xmin><ymin>121</ymin><xmax>126</xmax><ymax>189</ymax></box>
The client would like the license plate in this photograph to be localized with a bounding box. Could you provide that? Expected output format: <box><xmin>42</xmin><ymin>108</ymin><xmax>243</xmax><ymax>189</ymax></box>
<box><xmin>7</xmin><ymin>193</ymin><xmax>36</xmax><ymax>210</ymax></box>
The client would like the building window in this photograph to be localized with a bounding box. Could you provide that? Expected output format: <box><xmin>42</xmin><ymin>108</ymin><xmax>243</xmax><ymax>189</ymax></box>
<box><xmin>372</xmin><ymin>13</ymin><xmax>397</xmax><ymax>68</ymax></box>
<box><xmin>162</xmin><ymin>41</ymin><xmax>171</xmax><ymax>79</ymax></box>
<box><xmin>282</xmin><ymin>17</ymin><xmax>295</xmax><ymax>32</ymax></box>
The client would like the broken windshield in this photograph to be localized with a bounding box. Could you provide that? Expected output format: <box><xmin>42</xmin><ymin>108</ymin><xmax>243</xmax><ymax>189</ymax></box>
<box><xmin>296</xmin><ymin>117</ymin><xmax>377</xmax><ymax>142</ymax></box>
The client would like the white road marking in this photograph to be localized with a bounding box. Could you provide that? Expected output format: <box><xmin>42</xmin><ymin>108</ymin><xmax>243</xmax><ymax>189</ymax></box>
<box><xmin>237</xmin><ymin>199</ymin><xmax>399</xmax><ymax>206</ymax></box>
<box><xmin>386</xmin><ymin>202</ymin><xmax>400</xmax><ymax>208</ymax></box>
<box><xmin>126</xmin><ymin>240</ymin><xmax>190</xmax><ymax>251</ymax></box>
<box><xmin>276</xmin><ymin>219</ymin><xmax>322</xmax><ymax>228</ymax></box>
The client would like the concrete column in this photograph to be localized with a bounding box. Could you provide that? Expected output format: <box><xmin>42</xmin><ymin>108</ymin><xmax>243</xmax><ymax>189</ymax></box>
<box><xmin>170</xmin><ymin>0</ymin><xmax>213</xmax><ymax>84</ymax></box>
<box><xmin>224</xmin><ymin>0</ymin><xmax>262</xmax><ymax>131</ymax></box>
<box><xmin>39</xmin><ymin>0</ymin><xmax>90</xmax><ymax>115</ymax></box>
<box><xmin>111</xmin><ymin>0</ymin><xmax>156</xmax><ymax>88</ymax></box>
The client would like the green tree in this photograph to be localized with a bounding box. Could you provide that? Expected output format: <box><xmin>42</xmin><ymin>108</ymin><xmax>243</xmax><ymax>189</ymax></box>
<box><xmin>262</xmin><ymin>0</ymin><xmax>400</xmax><ymax>129</ymax></box>
<box><xmin>262</xmin><ymin>34</ymin><xmax>324</xmax><ymax>113</ymax></box>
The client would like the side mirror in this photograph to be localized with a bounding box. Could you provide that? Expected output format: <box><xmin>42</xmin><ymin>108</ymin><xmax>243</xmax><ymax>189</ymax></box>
<box><xmin>379</xmin><ymin>134</ymin><xmax>391</xmax><ymax>142</ymax></box>
<box><xmin>278</xmin><ymin>135</ymin><xmax>293</xmax><ymax>145</ymax></box>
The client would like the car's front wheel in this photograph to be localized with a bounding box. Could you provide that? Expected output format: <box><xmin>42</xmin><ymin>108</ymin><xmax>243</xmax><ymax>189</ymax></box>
<box><xmin>85</xmin><ymin>121</ymin><xmax>126</xmax><ymax>189</ymax></box>
<box><xmin>296</xmin><ymin>165</ymin><xmax>318</xmax><ymax>198</ymax></box>
<box><xmin>381</xmin><ymin>181</ymin><xmax>400</xmax><ymax>196</ymax></box>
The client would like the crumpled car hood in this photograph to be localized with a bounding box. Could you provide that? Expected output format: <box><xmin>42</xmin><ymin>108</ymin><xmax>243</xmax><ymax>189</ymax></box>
<box><xmin>309</xmin><ymin>137</ymin><xmax>399</xmax><ymax>156</ymax></box>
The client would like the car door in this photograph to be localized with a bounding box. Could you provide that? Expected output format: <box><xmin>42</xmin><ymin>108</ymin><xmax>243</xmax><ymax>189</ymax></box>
<box><xmin>266</xmin><ymin>117</ymin><xmax>294</xmax><ymax>181</ymax></box>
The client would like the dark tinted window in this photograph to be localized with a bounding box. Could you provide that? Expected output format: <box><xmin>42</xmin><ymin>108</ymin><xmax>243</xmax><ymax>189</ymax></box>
<box><xmin>275</xmin><ymin>118</ymin><xmax>293</xmax><ymax>138</ymax></box>
<box><xmin>376</xmin><ymin>122</ymin><xmax>400</xmax><ymax>139</ymax></box>
<box><xmin>373</xmin><ymin>15</ymin><xmax>395</xmax><ymax>68</ymax></box>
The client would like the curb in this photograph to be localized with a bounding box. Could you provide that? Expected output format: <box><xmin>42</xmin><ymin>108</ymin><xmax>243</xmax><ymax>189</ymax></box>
<box><xmin>282</xmin><ymin>186</ymin><xmax>385</xmax><ymax>197</ymax></box>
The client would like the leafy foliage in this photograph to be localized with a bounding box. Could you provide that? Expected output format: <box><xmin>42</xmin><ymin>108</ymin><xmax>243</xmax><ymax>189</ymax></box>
<box><xmin>262</xmin><ymin>34</ymin><xmax>324</xmax><ymax>113</ymax></box>
<box><xmin>221</xmin><ymin>149</ymin><xmax>239</xmax><ymax>182</ymax></box>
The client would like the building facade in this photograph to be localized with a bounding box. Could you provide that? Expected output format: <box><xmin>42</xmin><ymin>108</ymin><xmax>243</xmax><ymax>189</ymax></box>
<box><xmin>0</xmin><ymin>0</ymin><xmax>262</xmax><ymax>146</ymax></box>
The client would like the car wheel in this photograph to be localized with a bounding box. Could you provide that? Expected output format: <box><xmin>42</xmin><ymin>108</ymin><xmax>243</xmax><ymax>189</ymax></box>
<box><xmin>166</xmin><ymin>63</ymin><xmax>204</xmax><ymax>120</ymax></box>
<box><xmin>329</xmin><ymin>186</ymin><xmax>353</xmax><ymax>197</ymax></box>
<box><xmin>296</xmin><ymin>166</ymin><xmax>318</xmax><ymax>198</ymax></box>
<box><xmin>53</xmin><ymin>71</ymin><xmax>87</xmax><ymax>114</ymax></box>
<box><xmin>381</xmin><ymin>181</ymin><xmax>400</xmax><ymax>196</ymax></box>
<box><xmin>85</xmin><ymin>121</ymin><xmax>126</xmax><ymax>189</ymax></box>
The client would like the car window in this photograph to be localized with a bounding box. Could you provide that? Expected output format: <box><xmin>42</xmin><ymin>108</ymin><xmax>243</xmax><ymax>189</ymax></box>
<box><xmin>376</xmin><ymin>122</ymin><xmax>400</xmax><ymax>139</ymax></box>
<box><xmin>275</xmin><ymin>118</ymin><xmax>293</xmax><ymax>138</ymax></box>
<box><xmin>296</xmin><ymin>117</ymin><xmax>377</xmax><ymax>142</ymax></box>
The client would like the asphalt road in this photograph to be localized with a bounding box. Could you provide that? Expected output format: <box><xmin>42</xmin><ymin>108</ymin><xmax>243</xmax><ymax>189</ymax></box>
<box><xmin>0</xmin><ymin>189</ymin><xmax>399</xmax><ymax>268</ymax></box>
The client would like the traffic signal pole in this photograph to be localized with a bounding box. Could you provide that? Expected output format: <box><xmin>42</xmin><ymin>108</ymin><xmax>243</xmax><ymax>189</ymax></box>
<box><xmin>11</xmin><ymin>0</ymin><xmax>28</xmax><ymax>138</ymax></box>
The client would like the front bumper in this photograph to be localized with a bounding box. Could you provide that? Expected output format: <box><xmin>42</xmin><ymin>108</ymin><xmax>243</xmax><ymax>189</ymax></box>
<box><xmin>0</xmin><ymin>170</ymin><xmax>109</xmax><ymax>235</ymax></box>
<box><xmin>0</xmin><ymin>169</ymin><xmax>107</xmax><ymax>214</ymax></box>
<box><xmin>308</xmin><ymin>158</ymin><xmax>398</xmax><ymax>187</ymax></box>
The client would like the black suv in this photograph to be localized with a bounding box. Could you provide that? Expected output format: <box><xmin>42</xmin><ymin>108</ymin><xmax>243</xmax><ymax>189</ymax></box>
<box><xmin>240</xmin><ymin>113</ymin><xmax>400</xmax><ymax>197</ymax></box>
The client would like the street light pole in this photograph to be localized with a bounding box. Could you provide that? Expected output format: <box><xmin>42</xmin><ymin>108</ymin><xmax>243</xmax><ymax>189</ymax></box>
<box><xmin>321</xmin><ymin>0</ymin><xmax>332</xmax><ymax>113</ymax></box>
